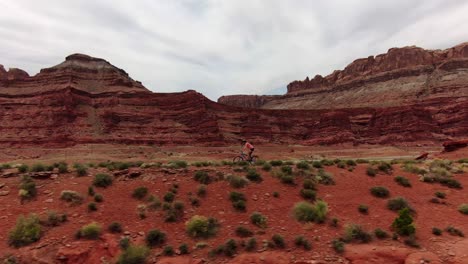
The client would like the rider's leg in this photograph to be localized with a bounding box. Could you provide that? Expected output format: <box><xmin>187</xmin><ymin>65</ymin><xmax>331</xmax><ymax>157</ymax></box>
<box><xmin>249</xmin><ymin>149</ymin><xmax>254</xmax><ymax>161</ymax></box>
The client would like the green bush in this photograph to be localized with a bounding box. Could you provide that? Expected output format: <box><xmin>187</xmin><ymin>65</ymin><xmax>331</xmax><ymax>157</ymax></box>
<box><xmin>146</xmin><ymin>229</ymin><xmax>166</xmax><ymax>247</ymax></box>
<box><xmin>432</xmin><ymin>227</ymin><xmax>442</xmax><ymax>236</ymax></box>
<box><xmin>316</xmin><ymin>169</ymin><xmax>335</xmax><ymax>185</ymax></box>
<box><xmin>281</xmin><ymin>165</ymin><xmax>293</xmax><ymax>175</ymax></box>
<box><xmin>294</xmin><ymin>235</ymin><xmax>311</xmax><ymax>250</ymax></box>
<box><xmin>185</xmin><ymin>215</ymin><xmax>218</xmax><ymax>238</ymax></box>
<box><xmin>196</xmin><ymin>184</ymin><xmax>207</xmax><ymax>197</ymax></box>
<box><xmin>235</xmin><ymin>226</ymin><xmax>253</xmax><ymax>237</ymax></box>
<box><xmin>270</xmin><ymin>160</ymin><xmax>283</xmax><ymax>166</ymax></box>
<box><xmin>374</xmin><ymin>228</ymin><xmax>388</xmax><ymax>239</ymax></box>
<box><xmin>108</xmin><ymin>222</ymin><xmax>122</xmax><ymax>233</ymax></box>
<box><xmin>179</xmin><ymin>243</ymin><xmax>189</xmax><ymax>254</ymax></box>
<box><xmin>435</xmin><ymin>191</ymin><xmax>446</xmax><ymax>199</ymax></box>
<box><xmin>272</xmin><ymin>191</ymin><xmax>279</xmax><ymax>198</ymax></box>
<box><xmin>87</xmin><ymin>202</ymin><xmax>97</xmax><ymax>212</ymax></box>
<box><xmin>163</xmin><ymin>192</ymin><xmax>175</xmax><ymax>202</ymax></box>
<box><xmin>387</xmin><ymin>197</ymin><xmax>411</xmax><ymax>211</ymax></box>
<box><xmin>394</xmin><ymin>175</ymin><xmax>412</xmax><ymax>187</ymax></box>
<box><xmin>245</xmin><ymin>237</ymin><xmax>257</xmax><ymax>251</ymax></box>
<box><xmin>292</xmin><ymin>200</ymin><xmax>328</xmax><ymax>223</ymax></box>
<box><xmin>346</xmin><ymin>160</ymin><xmax>357</xmax><ymax>166</ymax></box>
<box><xmin>168</xmin><ymin>160</ymin><xmax>187</xmax><ymax>169</ymax></box>
<box><xmin>228</xmin><ymin>175</ymin><xmax>248</xmax><ymax>188</ymax></box>
<box><xmin>77</xmin><ymin>222</ymin><xmax>101</xmax><ymax>239</ymax></box>
<box><xmin>74</xmin><ymin>163</ymin><xmax>88</xmax><ymax>177</ymax></box>
<box><xmin>377</xmin><ymin>162</ymin><xmax>393</xmax><ymax>174</ymax></box>
<box><xmin>30</xmin><ymin>163</ymin><xmax>46</xmax><ymax>172</ymax></box>
<box><xmin>93</xmin><ymin>173</ymin><xmax>113</xmax><ymax>188</ymax></box>
<box><xmin>332</xmin><ymin>239</ymin><xmax>345</xmax><ymax>253</ymax></box>
<box><xmin>343</xmin><ymin>224</ymin><xmax>372</xmax><ymax>243</ymax></box>
<box><xmin>445</xmin><ymin>226</ymin><xmax>464</xmax><ymax>237</ymax></box>
<box><xmin>18</xmin><ymin>164</ymin><xmax>29</xmax><ymax>173</ymax></box>
<box><xmin>44</xmin><ymin>211</ymin><xmax>67</xmax><ymax>226</ymax></box>
<box><xmin>392</xmin><ymin>208</ymin><xmax>415</xmax><ymax>236</ymax></box>
<box><xmin>119</xmin><ymin>237</ymin><xmax>130</xmax><ymax>249</ymax></box>
<box><xmin>8</xmin><ymin>214</ymin><xmax>42</xmax><ymax>247</ymax></box>
<box><xmin>60</xmin><ymin>190</ymin><xmax>83</xmax><ymax>205</ymax></box>
<box><xmin>94</xmin><ymin>194</ymin><xmax>103</xmax><ymax>203</ymax></box>
<box><xmin>280</xmin><ymin>174</ymin><xmax>295</xmax><ymax>185</ymax></box>
<box><xmin>163</xmin><ymin>245</ymin><xmax>174</xmax><ymax>256</ymax></box>
<box><xmin>194</xmin><ymin>171</ymin><xmax>212</xmax><ymax>184</ymax></box>
<box><xmin>300</xmin><ymin>189</ymin><xmax>316</xmax><ymax>201</ymax></box>
<box><xmin>132</xmin><ymin>187</ymin><xmax>148</xmax><ymax>200</ymax></box>
<box><xmin>272</xmin><ymin>234</ymin><xmax>285</xmax><ymax>248</ymax></box>
<box><xmin>296</xmin><ymin>161</ymin><xmax>310</xmax><ymax>170</ymax></box>
<box><xmin>356</xmin><ymin>159</ymin><xmax>369</xmax><ymax>164</ymax></box>
<box><xmin>88</xmin><ymin>186</ymin><xmax>95</xmax><ymax>196</ymax></box>
<box><xmin>336</xmin><ymin>161</ymin><xmax>346</xmax><ymax>169</ymax></box>
<box><xmin>117</xmin><ymin>245</ymin><xmax>150</xmax><ymax>264</ymax></box>
<box><xmin>312</xmin><ymin>161</ymin><xmax>323</xmax><ymax>168</ymax></box>
<box><xmin>370</xmin><ymin>186</ymin><xmax>390</xmax><ymax>198</ymax></box>
<box><xmin>458</xmin><ymin>204</ymin><xmax>468</xmax><ymax>215</ymax></box>
<box><xmin>358</xmin><ymin>204</ymin><xmax>369</xmax><ymax>214</ymax></box>
<box><xmin>321</xmin><ymin>159</ymin><xmax>335</xmax><ymax>166</ymax></box>
<box><xmin>250</xmin><ymin>212</ymin><xmax>267</xmax><ymax>228</ymax></box>
<box><xmin>262</xmin><ymin>163</ymin><xmax>272</xmax><ymax>171</ymax></box>
<box><xmin>19</xmin><ymin>175</ymin><xmax>37</xmax><ymax>200</ymax></box>
<box><xmin>366</xmin><ymin>166</ymin><xmax>377</xmax><ymax>177</ymax></box>
<box><xmin>246</xmin><ymin>168</ymin><xmax>262</xmax><ymax>182</ymax></box>
<box><xmin>223</xmin><ymin>239</ymin><xmax>237</xmax><ymax>257</ymax></box>
<box><xmin>302</xmin><ymin>179</ymin><xmax>316</xmax><ymax>190</ymax></box>
<box><xmin>57</xmin><ymin>162</ymin><xmax>68</xmax><ymax>173</ymax></box>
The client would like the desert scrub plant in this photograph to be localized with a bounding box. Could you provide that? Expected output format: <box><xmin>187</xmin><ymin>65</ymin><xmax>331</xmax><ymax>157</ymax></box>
<box><xmin>445</xmin><ymin>226</ymin><xmax>464</xmax><ymax>237</ymax></box>
<box><xmin>145</xmin><ymin>229</ymin><xmax>166</xmax><ymax>247</ymax></box>
<box><xmin>228</xmin><ymin>175</ymin><xmax>248</xmax><ymax>188</ymax></box>
<box><xmin>356</xmin><ymin>159</ymin><xmax>369</xmax><ymax>164</ymax></box>
<box><xmin>312</xmin><ymin>161</ymin><xmax>323</xmax><ymax>168</ymax></box>
<box><xmin>343</xmin><ymin>224</ymin><xmax>372</xmax><ymax>243</ymax></box>
<box><xmin>60</xmin><ymin>190</ymin><xmax>83</xmax><ymax>205</ymax></box>
<box><xmin>394</xmin><ymin>176</ymin><xmax>411</xmax><ymax>187</ymax></box>
<box><xmin>93</xmin><ymin>173</ymin><xmax>113</xmax><ymax>188</ymax></box>
<box><xmin>185</xmin><ymin>215</ymin><xmax>219</xmax><ymax>238</ymax></box>
<box><xmin>366</xmin><ymin>166</ymin><xmax>377</xmax><ymax>177</ymax></box>
<box><xmin>321</xmin><ymin>159</ymin><xmax>335</xmax><ymax>166</ymax></box>
<box><xmin>296</xmin><ymin>160</ymin><xmax>310</xmax><ymax>170</ymax></box>
<box><xmin>229</xmin><ymin>191</ymin><xmax>247</xmax><ymax>212</ymax></box>
<box><xmin>336</xmin><ymin>160</ymin><xmax>346</xmax><ymax>169</ymax></box>
<box><xmin>18</xmin><ymin>175</ymin><xmax>37</xmax><ymax>200</ymax></box>
<box><xmin>30</xmin><ymin>163</ymin><xmax>46</xmax><ymax>172</ymax></box>
<box><xmin>374</xmin><ymin>228</ymin><xmax>389</xmax><ymax>239</ymax></box>
<box><xmin>168</xmin><ymin>160</ymin><xmax>187</xmax><ymax>169</ymax></box>
<box><xmin>261</xmin><ymin>163</ymin><xmax>272</xmax><ymax>171</ymax></box>
<box><xmin>163</xmin><ymin>192</ymin><xmax>175</xmax><ymax>202</ymax></box>
<box><xmin>194</xmin><ymin>170</ymin><xmax>212</xmax><ymax>184</ymax></box>
<box><xmin>148</xmin><ymin>195</ymin><xmax>162</xmax><ymax>211</ymax></box>
<box><xmin>280</xmin><ymin>165</ymin><xmax>293</xmax><ymax>175</ymax></box>
<box><xmin>88</xmin><ymin>186</ymin><xmax>95</xmax><ymax>196</ymax></box>
<box><xmin>302</xmin><ymin>178</ymin><xmax>316</xmax><ymax>190</ymax></box>
<box><xmin>269</xmin><ymin>160</ymin><xmax>283</xmax><ymax>166</ymax></box>
<box><xmin>332</xmin><ymin>239</ymin><xmax>345</xmax><ymax>253</ymax></box>
<box><xmin>108</xmin><ymin>222</ymin><xmax>123</xmax><ymax>233</ymax></box>
<box><xmin>392</xmin><ymin>208</ymin><xmax>415</xmax><ymax>236</ymax></box>
<box><xmin>77</xmin><ymin>222</ymin><xmax>101</xmax><ymax>239</ymax></box>
<box><xmin>434</xmin><ymin>191</ymin><xmax>446</xmax><ymax>199</ymax></box>
<box><xmin>43</xmin><ymin>211</ymin><xmax>67</xmax><ymax>226</ymax></box>
<box><xmin>279</xmin><ymin>173</ymin><xmax>295</xmax><ymax>185</ymax></box>
<box><xmin>458</xmin><ymin>204</ymin><xmax>468</xmax><ymax>215</ymax></box>
<box><xmin>17</xmin><ymin>164</ymin><xmax>29</xmax><ymax>173</ymax></box>
<box><xmin>8</xmin><ymin>214</ymin><xmax>42</xmax><ymax>247</ymax></box>
<box><xmin>119</xmin><ymin>237</ymin><xmax>130</xmax><ymax>250</ymax></box>
<box><xmin>377</xmin><ymin>162</ymin><xmax>393</xmax><ymax>174</ymax></box>
<box><xmin>272</xmin><ymin>234</ymin><xmax>286</xmax><ymax>248</ymax></box>
<box><xmin>74</xmin><ymin>163</ymin><xmax>88</xmax><ymax>177</ymax></box>
<box><xmin>404</xmin><ymin>235</ymin><xmax>420</xmax><ymax>248</ymax></box>
<box><xmin>358</xmin><ymin>204</ymin><xmax>369</xmax><ymax>214</ymax></box>
<box><xmin>300</xmin><ymin>189</ymin><xmax>316</xmax><ymax>201</ymax></box>
<box><xmin>316</xmin><ymin>169</ymin><xmax>335</xmax><ymax>185</ymax></box>
<box><xmin>246</xmin><ymin>168</ymin><xmax>262</xmax><ymax>182</ymax></box>
<box><xmin>292</xmin><ymin>200</ymin><xmax>328</xmax><ymax>223</ymax></box>
<box><xmin>162</xmin><ymin>245</ymin><xmax>174</xmax><ymax>256</ymax></box>
<box><xmin>294</xmin><ymin>235</ymin><xmax>312</xmax><ymax>250</ymax></box>
<box><xmin>272</xmin><ymin>191</ymin><xmax>280</xmax><ymax>198</ymax></box>
<box><xmin>132</xmin><ymin>186</ymin><xmax>148</xmax><ymax>200</ymax></box>
<box><xmin>196</xmin><ymin>184</ymin><xmax>207</xmax><ymax>197</ymax></box>
<box><xmin>370</xmin><ymin>186</ymin><xmax>390</xmax><ymax>198</ymax></box>
<box><xmin>117</xmin><ymin>245</ymin><xmax>150</xmax><ymax>264</ymax></box>
<box><xmin>235</xmin><ymin>226</ymin><xmax>253</xmax><ymax>237</ymax></box>
<box><xmin>250</xmin><ymin>212</ymin><xmax>267</xmax><ymax>228</ymax></box>
<box><xmin>387</xmin><ymin>197</ymin><xmax>412</xmax><ymax>212</ymax></box>
<box><xmin>245</xmin><ymin>237</ymin><xmax>257</xmax><ymax>251</ymax></box>
<box><xmin>87</xmin><ymin>202</ymin><xmax>98</xmax><ymax>212</ymax></box>
<box><xmin>432</xmin><ymin>227</ymin><xmax>442</xmax><ymax>236</ymax></box>
<box><xmin>94</xmin><ymin>194</ymin><xmax>103</xmax><ymax>203</ymax></box>
<box><xmin>179</xmin><ymin>243</ymin><xmax>189</xmax><ymax>254</ymax></box>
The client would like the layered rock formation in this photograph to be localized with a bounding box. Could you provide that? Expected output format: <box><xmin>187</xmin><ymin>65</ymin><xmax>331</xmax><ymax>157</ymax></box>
<box><xmin>218</xmin><ymin>42</ymin><xmax>468</xmax><ymax>110</ymax></box>
<box><xmin>0</xmin><ymin>53</ymin><xmax>466</xmax><ymax>147</ymax></box>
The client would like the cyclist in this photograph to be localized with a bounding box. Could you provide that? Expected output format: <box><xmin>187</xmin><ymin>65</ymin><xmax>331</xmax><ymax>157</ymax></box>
<box><xmin>241</xmin><ymin>139</ymin><xmax>255</xmax><ymax>161</ymax></box>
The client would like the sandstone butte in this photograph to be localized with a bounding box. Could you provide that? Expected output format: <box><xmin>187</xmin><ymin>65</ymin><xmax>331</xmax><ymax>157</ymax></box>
<box><xmin>0</xmin><ymin>46</ymin><xmax>467</xmax><ymax>148</ymax></box>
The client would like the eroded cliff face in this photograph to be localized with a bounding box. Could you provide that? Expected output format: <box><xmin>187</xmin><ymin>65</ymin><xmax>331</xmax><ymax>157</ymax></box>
<box><xmin>0</xmin><ymin>54</ymin><xmax>466</xmax><ymax>147</ymax></box>
<box><xmin>218</xmin><ymin>42</ymin><xmax>468</xmax><ymax>110</ymax></box>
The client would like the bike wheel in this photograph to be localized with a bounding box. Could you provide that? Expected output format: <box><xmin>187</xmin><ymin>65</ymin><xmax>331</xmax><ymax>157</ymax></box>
<box><xmin>250</xmin><ymin>155</ymin><xmax>259</xmax><ymax>164</ymax></box>
<box><xmin>233</xmin><ymin>156</ymin><xmax>243</xmax><ymax>163</ymax></box>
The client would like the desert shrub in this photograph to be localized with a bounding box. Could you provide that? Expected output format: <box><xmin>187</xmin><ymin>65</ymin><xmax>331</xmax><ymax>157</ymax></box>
<box><xmin>93</xmin><ymin>173</ymin><xmax>113</xmax><ymax>188</ymax></box>
<box><xmin>223</xmin><ymin>239</ymin><xmax>237</xmax><ymax>257</ymax></box>
<box><xmin>346</xmin><ymin>160</ymin><xmax>357</xmax><ymax>166</ymax></box>
<box><xmin>292</xmin><ymin>200</ymin><xmax>328</xmax><ymax>223</ymax></box>
<box><xmin>88</xmin><ymin>186</ymin><xmax>95</xmax><ymax>196</ymax></box>
<box><xmin>262</xmin><ymin>163</ymin><xmax>272</xmax><ymax>171</ymax></box>
<box><xmin>87</xmin><ymin>202</ymin><xmax>97</xmax><ymax>212</ymax></box>
<box><xmin>404</xmin><ymin>235</ymin><xmax>420</xmax><ymax>248</ymax></box>
<box><xmin>246</xmin><ymin>168</ymin><xmax>262</xmax><ymax>182</ymax></box>
<box><xmin>196</xmin><ymin>184</ymin><xmax>207</xmax><ymax>197</ymax></box>
<box><xmin>445</xmin><ymin>226</ymin><xmax>464</xmax><ymax>237</ymax></box>
<box><xmin>108</xmin><ymin>222</ymin><xmax>122</xmax><ymax>233</ymax></box>
<box><xmin>321</xmin><ymin>159</ymin><xmax>335</xmax><ymax>166</ymax></box>
<box><xmin>356</xmin><ymin>159</ymin><xmax>369</xmax><ymax>164</ymax></box>
<box><xmin>43</xmin><ymin>211</ymin><xmax>67</xmax><ymax>226</ymax></box>
<box><xmin>330</xmin><ymin>217</ymin><xmax>339</xmax><ymax>227</ymax></box>
<box><xmin>272</xmin><ymin>234</ymin><xmax>285</xmax><ymax>248</ymax></box>
<box><xmin>146</xmin><ymin>229</ymin><xmax>166</xmax><ymax>247</ymax></box>
<box><xmin>250</xmin><ymin>212</ymin><xmax>267</xmax><ymax>228</ymax></box>
<box><xmin>366</xmin><ymin>166</ymin><xmax>377</xmax><ymax>177</ymax></box>
<box><xmin>168</xmin><ymin>160</ymin><xmax>187</xmax><ymax>169</ymax></box>
<box><xmin>279</xmin><ymin>173</ymin><xmax>295</xmax><ymax>185</ymax></box>
<box><xmin>228</xmin><ymin>175</ymin><xmax>248</xmax><ymax>188</ymax></box>
<box><xmin>163</xmin><ymin>192</ymin><xmax>175</xmax><ymax>202</ymax></box>
<box><xmin>232</xmin><ymin>200</ymin><xmax>246</xmax><ymax>212</ymax></box>
<box><xmin>189</xmin><ymin>196</ymin><xmax>200</xmax><ymax>207</ymax></box>
<box><xmin>458</xmin><ymin>204</ymin><xmax>468</xmax><ymax>215</ymax></box>
<box><xmin>235</xmin><ymin>226</ymin><xmax>253</xmax><ymax>237</ymax></box>
<box><xmin>302</xmin><ymin>179</ymin><xmax>316</xmax><ymax>190</ymax></box>
<box><xmin>18</xmin><ymin>164</ymin><xmax>29</xmax><ymax>173</ymax></box>
<box><xmin>269</xmin><ymin>160</ymin><xmax>283</xmax><ymax>166</ymax></box>
<box><xmin>402</xmin><ymin>163</ymin><xmax>427</xmax><ymax>175</ymax></box>
<box><xmin>370</xmin><ymin>186</ymin><xmax>390</xmax><ymax>198</ymax></box>
<box><xmin>185</xmin><ymin>215</ymin><xmax>218</xmax><ymax>238</ymax></box>
<box><xmin>245</xmin><ymin>237</ymin><xmax>257</xmax><ymax>251</ymax></box>
<box><xmin>8</xmin><ymin>214</ymin><xmax>42</xmax><ymax>247</ymax></box>
<box><xmin>77</xmin><ymin>222</ymin><xmax>101</xmax><ymax>239</ymax></box>
<box><xmin>343</xmin><ymin>224</ymin><xmax>372</xmax><ymax>243</ymax></box>
<box><xmin>439</xmin><ymin>178</ymin><xmax>462</xmax><ymax>189</ymax></box>
<box><xmin>316</xmin><ymin>169</ymin><xmax>335</xmax><ymax>185</ymax></box>
<box><xmin>374</xmin><ymin>228</ymin><xmax>388</xmax><ymax>239</ymax></box>
<box><xmin>119</xmin><ymin>237</ymin><xmax>130</xmax><ymax>250</ymax></box>
<box><xmin>332</xmin><ymin>239</ymin><xmax>345</xmax><ymax>253</ymax></box>
<box><xmin>387</xmin><ymin>197</ymin><xmax>411</xmax><ymax>211</ymax></box>
<box><xmin>432</xmin><ymin>227</ymin><xmax>442</xmax><ymax>236</ymax></box>
<box><xmin>272</xmin><ymin>191</ymin><xmax>279</xmax><ymax>198</ymax></box>
<box><xmin>60</xmin><ymin>190</ymin><xmax>83</xmax><ymax>205</ymax></box>
<box><xmin>194</xmin><ymin>171</ymin><xmax>212</xmax><ymax>184</ymax></box>
<box><xmin>294</xmin><ymin>235</ymin><xmax>311</xmax><ymax>250</ymax></box>
<box><xmin>336</xmin><ymin>161</ymin><xmax>346</xmax><ymax>169</ymax></box>
<box><xmin>300</xmin><ymin>189</ymin><xmax>316</xmax><ymax>201</ymax></box>
<box><xmin>312</xmin><ymin>161</ymin><xmax>322</xmax><ymax>168</ymax></box>
<box><xmin>19</xmin><ymin>175</ymin><xmax>37</xmax><ymax>200</ymax></box>
<box><xmin>162</xmin><ymin>245</ymin><xmax>174</xmax><ymax>256</ymax></box>
<box><xmin>117</xmin><ymin>245</ymin><xmax>150</xmax><ymax>264</ymax></box>
<box><xmin>57</xmin><ymin>162</ymin><xmax>68</xmax><ymax>173</ymax></box>
<box><xmin>74</xmin><ymin>163</ymin><xmax>88</xmax><ymax>177</ymax></box>
<box><xmin>358</xmin><ymin>204</ymin><xmax>369</xmax><ymax>214</ymax></box>
<box><xmin>434</xmin><ymin>191</ymin><xmax>446</xmax><ymax>199</ymax></box>
<box><xmin>296</xmin><ymin>160</ymin><xmax>310</xmax><ymax>170</ymax></box>
<box><xmin>30</xmin><ymin>163</ymin><xmax>46</xmax><ymax>172</ymax></box>
<box><xmin>94</xmin><ymin>194</ymin><xmax>103</xmax><ymax>203</ymax></box>
<box><xmin>377</xmin><ymin>162</ymin><xmax>393</xmax><ymax>174</ymax></box>
<box><xmin>132</xmin><ymin>187</ymin><xmax>148</xmax><ymax>200</ymax></box>
<box><xmin>394</xmin><ymin>176</ymin><xmax>411</xmax><ymax>187</ymax></box>
<box><xmin>229</xmin><ymin>191</ymin><xmax>245</xmax><ymax>202</ymax></box>
<box><xmin>280</xmin><ymin>165</ymin><xmax>293</xmax><ymax>175</ymax></box>
<box><xmin>392</xmin><ymin>208</ymin><xmax>415</xmax><ymax>236</ymax></box>
<box><xmin>179</xmin><ymin>243</ymin><xmax>189</xmax><ymax>254</ymax></box>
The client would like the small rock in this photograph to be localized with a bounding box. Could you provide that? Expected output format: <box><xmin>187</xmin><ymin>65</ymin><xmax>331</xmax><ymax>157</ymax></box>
<box><xmin>45</xmin><ymin>199</ymin><xmax>53</xmax><ymax>203</ymax></box>
<box><xmin>0</xmin><ymin>191</ymin><xmax>10</xmax><ymax>196</ymax></box>
<box><xmin>448</xmin><ymin>251</ymin><xmax>456</xmax><ymax>256</ymax></box>
<box><xmin>0</xmin><ymin>183</ymin><xmax>5</xmax><ymax>189</ymax></box>
<box><xmin>138</xmin><ymin>231</ymin><xmax>145</xmax><ymax>236</ymax></box>
<box><xmin>124</xmin><ymin>231</ymin><xmax>131</xmax><ymax>235</ymax></box>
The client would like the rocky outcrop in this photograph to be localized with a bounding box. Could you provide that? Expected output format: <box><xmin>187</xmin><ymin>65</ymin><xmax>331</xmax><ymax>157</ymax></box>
<box><xmin>219</xmin><ymin>42</ymin><xmax>468</xmax><ymax>110</ymax></box>
<box><xmin>0</xmin><ymin>54</ymin><xmax>466</xmax><ymax>147</ymax></box>
<box><xmin>218</xmin><ymin>94</ymin><xmax>280</xmax><ymax>108</ymax></box>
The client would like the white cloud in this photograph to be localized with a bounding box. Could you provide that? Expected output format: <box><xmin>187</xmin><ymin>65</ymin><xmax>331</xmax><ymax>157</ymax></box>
<box><xmin>0</xmin><ymin>0</ymin><xmax>467</xmax><ymax>100</ymax></box>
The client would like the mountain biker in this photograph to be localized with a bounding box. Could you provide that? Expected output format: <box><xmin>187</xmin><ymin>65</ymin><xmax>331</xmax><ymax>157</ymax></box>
<box><xmin>241</xmin><ymin>139</ymin><xmax>255</xmax><ymax>161</ymax></box>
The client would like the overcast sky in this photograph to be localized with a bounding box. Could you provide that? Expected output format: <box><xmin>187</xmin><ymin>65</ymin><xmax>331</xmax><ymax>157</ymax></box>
<box><xmin>1</xmin><ymin>0</ymin><xmax>467</xmax><ymax>100</ymax></box>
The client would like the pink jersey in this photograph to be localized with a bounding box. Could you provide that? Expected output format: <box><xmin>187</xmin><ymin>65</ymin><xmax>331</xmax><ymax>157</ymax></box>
<box><xmin>244</xmin><ymin>142</ymin><xmax>254</xmax><ymax>150</ymax></box>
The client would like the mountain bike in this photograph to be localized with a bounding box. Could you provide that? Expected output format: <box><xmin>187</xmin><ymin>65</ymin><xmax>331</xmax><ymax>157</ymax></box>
<box><xmin>233</xmin><ymin>152</ymin><xmax>258</xmax><ymax>164</ymax></box>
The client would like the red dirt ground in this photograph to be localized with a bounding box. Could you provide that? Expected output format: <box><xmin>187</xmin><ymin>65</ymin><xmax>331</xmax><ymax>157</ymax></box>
<box><xmin>0</xmin><ymin>146</ymin><xmax>467</xmax><ymax>264</ymax></box>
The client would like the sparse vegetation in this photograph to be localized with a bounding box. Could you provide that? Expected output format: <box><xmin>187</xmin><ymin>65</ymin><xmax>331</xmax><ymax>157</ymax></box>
<box><xmin>117</xmin><ymin>245</ymin><xmax>150</xmax><ymax>264</ymax></box>
<box><xmin>458</xmin><ymin>204</ymin><xmax>468</xmax><ymax>215</ymax></box>
<box><xmin>108</xmin><ymin>222</ymin><xmax>123</xmax><ymax>233</ymax></box>
<box><xmin>358</xmin><ymin>204</ymin><xmax>369</xmax><ymax>214</ymax></box>
<box><xmin>145</xmin><ymin>229</ymin><xmax>166</xmax><ymax>247</ymax></box>
<box><xmin>445</xmin><ymin>226</ymin><xmax>464</xmax><ymax>237</ymax></box>
<box><xmin>235</xmin><ymin>226</ymin><xmax>253</xmax><ymax>237</ymax></box>
<box><xmin>18</xmin><ymin>175</ymin><xmax>37</xmax><ymax>201</ymax></box>
<box><xmin>229</xmin><ymin>191</ymin><xmax>247</xmax><ymax>212</ymax></box>
<box><xmin>292</xmin><ymin>200</ymin><xmax>328</xmax><ymax>223</ymax></box>
<box><xmin>93</xmin><ymin>173</ymin><xmax>113</xmax><ymax>188</ymax></box>
<box><xmin>332</xmin><ymin>239</ymin><xmax>345</xmax><ymax>253</ymax></box>
<box><xmin>18</xmin><ymin>164</ymin><xmax>29</xmax><ymax>173</ymax></box>
<box><xmin>94</xmin><ymin>194</ymin><xmax>103</xmax><ymax>202</ymax></box>
<box><xmin>246</xmin><ymin>168</ymin><xmax>262</xmax><ymax>182</ymax></box>
<box><xmin>392</xmin><ymin>208</ymin><xmax>415</xmax><ymax>236</ymax></box>
<box><xmin>300</xmin><ymin>189</ymin><xmax>316</xmax><ymax>201</ymax></box>
<box><xmin>370</xmin><ymin>186</ymin><xmax>390</xmax><ymax>198</ymax></box>
<box><xmin>250</xmin><ymin>212</ymin><xmax>267</xmax><ymax>228</ymax></box>
<box><xmin>179</xmin><ymin>243</ymin><xmax>189</xmax><ymax>254</ymax></box>
<box><xmin>394</xmin><ymin>176</ymin><xmax>411</xmax><ymax>187</ymax></box>
<box><xmin>196</xmin><ymin>184</ymin><xmax>207</xmax><ymax>197</ymax></box>
<box><xmin>30</xmin><ymin>163</ymin><xmax>46</xmax><ymax>172</ymax></box>
<box><xmin>294</xmin><ymin>235</ymin><xmax>311</xmax><ymax>250</ymax></box>
<box><xmin>43</xmin><ymin>211</ymin><xmax>67</xmax><ymax>226</ymax></box>
<box><xmin>132</xmin><ymin>186</ymin><xmax>148</xmax><ymax>200</ymax></box>
<box><xmin>60</xmin><ymin>190</ymin><xmax>83</xmax><ymax>205</ymax></box>
<box><xmin>272</xmin><ymin>234</ymin><xmax>286</xmax><ymax>248</ymax></box>
<box><xmin>296</xmin><ymin>160</ymin><xmax>310</xmax><ymax>170</ymax></box>
<box><xmin>228</xmin><ymin>175</ymin><xmax>248</xmax><ymax>188</ymax></box>
<box><xmin>435</xmin><ymin>191</ymin><xmax>446</xmax><ymax>199</ymax></box>
<box><xmin>87</xmin><ymin>202</ymin><xmax>97</xmax><ymax>212</ymax></box>
<box><xmin>163</xmin><ymin>245</ymin><xmax>174</xmax><ymax>256</ymax></box>
<box><xmin>185</xmin><ymin>215</ymin><xmax>219</xmax><ymax>238</ymax></box>
<box><xmin>343</xmin><ymin>224</ymin><xmax>372</xmax><ymax>243</ymax></box>
<box><xmin>262</xmin><ymin>163</ymin><xmax>272</xmax><ymax>171</ymax></box>
<box><xmin>366</xmin><ymin>166</ymin><xmax>377</xmax><ymax>177</ymax></box>
<box><xmin>168</xmin><ymin>160</ymin><xmax>188</xmax><ymax>169</ymax></box>
<box><xmin>387</xmin><ymin>197</ymin><xmax>411</xmax><ymax>212</ymax></box>
<box><xmin>272</xmin><ymin>191</ymin><xmax>279</xmax><ymax>198</ymax></box>
<box><xmin>74</xmin><ymin>163</ymin><xmax>88</xmax><ymax>176</ymax></box>
<box><xmin>374</xmin><ymin>228</ymin><xmax>389</xmax><ymax>239</ymax></box>
<box><xmin>270</xmin><ymin>160</ymin><xmax>283</xmax><ymax>166</ymax></box>
<box><xmin>245</xmin><ymin>237</ymin><xmax>257</xmax><ymax>251</ymax></box>
<box><xmin>8</xmin><ymin>214</ymin><xmax>42</xmax><ymax>247</ymax></box>
<box><xmin>163</xmin><ymin>192</ymin><xmax>175</xmax><ymax>202</ymax></box>
<box><xmin>77</xmin><ymin>222</ymin><xmax>101</xmax><ymax>240</ymax></box>
<box><xmin>432</xmin><ymin>227</ymin><xmax>442</xmax><ymax>236</ymax></box>
<box><xmin>316</xmin><ymin>169</ymin><xmax>335</xmax><ymax>185</ymax></box>
<box><xmin>194</xmin><ymin>171</ymin><xmax>212</xmax><ymax>184</ymax></box>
